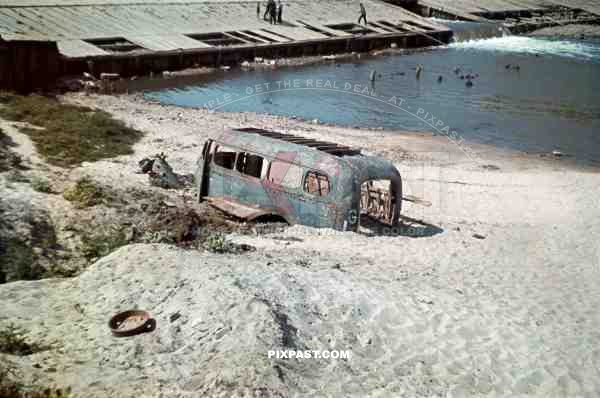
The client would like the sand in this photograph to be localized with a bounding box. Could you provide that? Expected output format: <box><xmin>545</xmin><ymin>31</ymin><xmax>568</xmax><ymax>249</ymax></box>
<box><xmin>1</xmin><ymin>93</ymin><xmax>599</xmax><ymax>397</ymax></box>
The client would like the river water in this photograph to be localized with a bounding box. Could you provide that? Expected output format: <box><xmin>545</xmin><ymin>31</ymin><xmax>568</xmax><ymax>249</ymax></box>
<box><xmin>145</xmin><ymin>20</ymin><xmax>600</xmax><ymax>165</ymax></box>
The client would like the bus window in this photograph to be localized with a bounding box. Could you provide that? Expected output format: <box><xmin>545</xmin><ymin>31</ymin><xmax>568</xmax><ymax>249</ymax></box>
<box><xmin>236</xmin><ymin>152</ymin><xmax>267</xmax><ymax>179</ymax></box>
<box><xmin>305</xmin><ymin>171</ymin><xmax>330</xmax><ymax>196</ymax></box>
<box><xmin>213</xmin><ymin>145</ymin><xmax>237</xmax><ymax>169</ymax></box>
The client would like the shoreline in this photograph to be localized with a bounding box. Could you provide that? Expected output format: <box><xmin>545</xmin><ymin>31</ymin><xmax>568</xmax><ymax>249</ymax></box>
<box><xmin>125</xmin><ymin>92</ymin><xmax>598</xmax><ymax>173</ymax></box>
<box><xmin>100</xmin><ymin>45</ymin><xmax>444</xmax><ymax>95</ymax></box>
<box><xmin>112</xmin><ymin>35</ymin><xmax>600</xmax><ymax>172</ymax></box>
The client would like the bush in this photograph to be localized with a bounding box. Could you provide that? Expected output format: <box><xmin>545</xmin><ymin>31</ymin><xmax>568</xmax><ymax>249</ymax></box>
<box><xmin>63</xmin><ymin>177</ymin><xmax>104</xmax><ymax>208</ymax></box>
<box><xmin>80</xmin><ymin>228</ymin><xmax>128</xmax><ymax>261</ymax></box>
<box><xmin>203</xmin><ymin>233</ymin><xmax>230</xmax><ymax>253</ymax></box>
<box><xmin>0</xmin><ymin>93</ymin><xmax>143</xmax><ymax>167</ymax></box>
<box><xmin>202</xmin><ymin>233</ymin><xmax>254</xmax><ymax>254</ymax></box>
<box><xmin>30</xmin><ymin>177</ymin><xmax>52</xmax><ymax>193</ymax></box>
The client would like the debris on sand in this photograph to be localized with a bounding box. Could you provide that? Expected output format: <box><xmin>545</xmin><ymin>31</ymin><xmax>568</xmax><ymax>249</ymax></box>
<box><xmin>108</xmin><ymin>310</ymin><xmax>155</xmax><ymax>337</ymax></box>
<box><xmin>138</xmin><ymin>153</ymin><xmax>193</xmax><ymax>189</ymax></box>
<box><xmin>481</xmin><ymin>164</ymin><xmax>500</xmax><ymax>171</ymax></box>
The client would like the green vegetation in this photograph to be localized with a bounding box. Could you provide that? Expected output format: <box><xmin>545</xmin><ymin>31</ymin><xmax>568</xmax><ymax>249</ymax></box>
<box><xmin>80</xmin><ymin>228</ymin><xmax>128</xmax><ymax>261</ymax></box>
<box><xmin>203</xmin><ymin>233</ymin><xmax>230</xmax><ymax>253</ymax></box>
<box><xmin>63</xmin><ymin>177</ymin><xmax>105</xmax><ymax>208</ymax></box>
<box><xmin>0</xmin><ymin>93</ymin><xmax>143</xmax><ymax>167</ymax></box>
<box><xmin>0</xmin><ymin>324</ymin><xmax>47</xmax><ymax>356</ymax></box>
<box><xmin>0</xmin><ymin>238</ymin><xmax>40</xmax><ymax>283</ymax></box>
<box><xmin>0</xmin><ymin>209</ymin><xmax>59</xmax><ymax>284</ymax></box>
<box><xmin>30</xmin><ymin>176</ymin><xmax>52</xmax><ymax>193</ymax></box>
<box><xmin>202</xmin><ymin>232</ymin><xmax>254</xmax><ymax>254</ymax></box>
<box><xmin>1</xmin><ymin>361</ymin><xmax>71</xmax><ymax>398</ymax></box>
<box><xmin>0</xmin><ymin>128</ymin><xmax>24</xmax><ymax>172</ymax></box>
<box><xmin>42</xmin><ymin>264</ymin><xmax>77</xmax><ymax>279</ymax></box>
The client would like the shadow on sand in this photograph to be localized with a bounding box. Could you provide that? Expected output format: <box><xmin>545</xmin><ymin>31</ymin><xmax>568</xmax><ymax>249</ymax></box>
<box><xmin>359</xmin><ymin>214</ymin><xmax>444</xmax><ymax>238</ymax></box>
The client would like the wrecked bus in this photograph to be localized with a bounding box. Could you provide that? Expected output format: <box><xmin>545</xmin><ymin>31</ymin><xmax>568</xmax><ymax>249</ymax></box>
<box><xmin>195</xmin><ymin>127</ymin><xmax>402</xmax><ymax>231</ymax></box>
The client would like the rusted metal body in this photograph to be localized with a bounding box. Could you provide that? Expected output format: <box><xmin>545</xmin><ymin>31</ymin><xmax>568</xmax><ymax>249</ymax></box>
<box><xmin>196</xmin><ymin>128</ymin><xmax>402</xmax><ymax>231</ymax></box>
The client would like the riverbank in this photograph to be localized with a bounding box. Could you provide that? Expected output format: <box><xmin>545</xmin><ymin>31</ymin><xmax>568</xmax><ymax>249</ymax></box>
<box><xmin>142</xmin><ymin>33</ymin><xmax>600</xmax><ymax>167</ymax></box>
<box><xmin>1</xmin><ymin>93</ymin><xmax>599</xmax><ymax>397</ymax></box>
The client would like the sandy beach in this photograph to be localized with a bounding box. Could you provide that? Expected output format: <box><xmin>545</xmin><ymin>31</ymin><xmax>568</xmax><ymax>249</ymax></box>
<box><xmin>1</xmin><ymin>93</ymin><xmax>599</xmax><ymax>397</ymax></box>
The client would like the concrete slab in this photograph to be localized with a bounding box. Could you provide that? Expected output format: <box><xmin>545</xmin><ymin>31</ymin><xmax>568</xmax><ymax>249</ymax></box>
<box><xmin>0</xmin><ymin>0</ymin><xmax>450</xmax><ymax>58</ymax></box>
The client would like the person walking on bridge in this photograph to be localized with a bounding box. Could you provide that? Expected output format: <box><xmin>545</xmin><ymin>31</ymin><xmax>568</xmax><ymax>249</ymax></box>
<box><xmin>269</xmin><ymin>0</ymin><xmax>277</xmax><ymax>24</ymax></box>
<box><xmin>277</xmin><ymin>0</ymin><xmax>283</xmax><ymax>24</ymax></box>
<box><xmin>263</xmin><ymin>0</ymin><xmax>274</xmax><ymax>21</ymax></box>
<box><xmin>358</xmin><ymin>2</ymin><xmax>367</xmax><ymax>25</ymax></box>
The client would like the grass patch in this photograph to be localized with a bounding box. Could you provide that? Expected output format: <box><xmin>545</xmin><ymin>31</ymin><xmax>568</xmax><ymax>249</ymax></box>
<box><xmin>80</xmin><ymin>228</ymin><xmax>128</xmax><ymax>261</ymax></box>
<box><xmin>30</xmin><ymin>176</ymin><xmax>52</xmax><ymax>193</ymax></box>
<box><xmin>202</xmin><ymin>232</ymin><xmax>254</xmax><ymax>254</ymax></box>
<box><xmin>0</xmin><ymin>93</ymin><xmax>143</xmax><ymax>167</ymax></box>
<box><xmin>0</xmin><ymin>324</ymin><xmax>47</xmax><ymax>356</ymax></box>
<box><xmin>0</xmin><ymin>128</ymin><xmax>24</xmax><ymax>172</ymax></box>
<box><xmin>0</xmin><ymin>208</ymin><xmax>59</xmax><ymax>284</ymax></box>
<box><xmin>0</xmin><ymin>238</ymin><xmax>40</xmax><ymax>283</ymax></box>
<box><xmin>63</xmin><ymin>177</ymin><xmax>105</xmax><ymax>208</ymax></box>
<box><xmin>202</xmin><ymin>233</ymin><xmax>231</xmax><ymax>253</ymax></box>
<box><xmin>1</xmin><ymin>361</ymin><xmax>71</xmax><ymax>398</ymax></box>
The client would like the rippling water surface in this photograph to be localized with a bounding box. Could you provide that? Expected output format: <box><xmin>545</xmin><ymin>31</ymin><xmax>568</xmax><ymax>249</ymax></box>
<box><xmin>146</xmin><ymin>23</ymin><xmax>600</xmax><ymax>165</ymax></box>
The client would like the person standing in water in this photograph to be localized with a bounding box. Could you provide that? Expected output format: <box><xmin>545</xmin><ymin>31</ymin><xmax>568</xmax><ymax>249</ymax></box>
<box><xmin>416</xmin><ymin>64</ymin><xmax>423</xmax><ymax>79</ymax></box>
<box><xmin>358</xmin><ymin>3</ymin><xmax>367</xmax><ymax>25</ymax></box>
<box><xmin>256</xmin><ymin>2</ymin><xmax>260</xmax><ymax>18</ymax></box>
